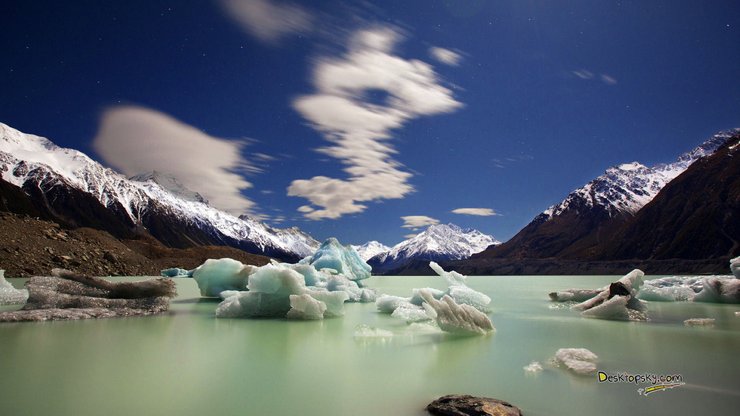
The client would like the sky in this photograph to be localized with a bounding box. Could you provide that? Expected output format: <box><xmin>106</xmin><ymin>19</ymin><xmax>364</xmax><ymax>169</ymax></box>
<box><xmin>1</xmin><ymin>0</ymin><xmax>739</xmax><ymax>247</ymax></box>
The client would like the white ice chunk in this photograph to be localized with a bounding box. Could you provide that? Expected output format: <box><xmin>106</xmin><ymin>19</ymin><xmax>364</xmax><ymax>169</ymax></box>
<box><xmin>409</xmin><ymin>288</ymin><xmax>445</xmax><ymax>305</ymax></box>
<box><xmin>0</xmin><ymin>270</ymin><xmax>28</xmax><ymax>305</ymax></box>
<box><xmin>731</xmin><ymin>256</ymin><xmax>740</xmax><ymax>279</ymax></box>
<box><xmin>305</xmin><ymin>289</ymin><xmax>348</xmax><ymax>317</ymax></box>
<box><xmin>302</xmin><ymin>238</ymin><xmax>371</xmax><ymax>282</ymax></box>
<box><xmin>419</xmin><ymin>290</ymin><xmax>494</xmax><ymax>336</ymax></box>
<box><xmin>573</xmin><ymin>269</ymin><xmax>647</xmax><ymax>321</ymax></box>
<box><xmin>638</xmin><ymin>276</ymin><xmax>703</xmax><ymax>302</ymax></box>
<box><xmin>287</xmin><ymin>294</ymin><xmax>327</xmax><ymax>320</ymax></box>
<box><xmin>247</xmin><ymin>263</ymin><xmax>306</xmax><ymax>296</ymax></box>
<box><xmin>216</xmin><ymin>292</ymin><xmax>292</xmax><ymax>318</ymax></box>
<box><xmin>447</xmin><ymin>286</ymin><xmax>492</xmax><ymax>313</ymax></box>
<box><xmin>554</xmin><ymin>348</ymin><xmax>598</xmax><ymax>375</ymax></box>
<box><xmin>549</xmin><ymin>289</ymin><xmax>602</xmax><ymax>302</ymax></box>
<box><xmin>694</xmin><ymin>277</ymin><xmax>740</xmax><ymax>304</ymax></box>
<box><xmin>429</xmin><ymin>261</ymin><xmax>466</xmax><ymax>286</ymax></box>
<box><xmin>353</xmin><ymin>324</ymin><xmax>393</xmax><ymax>338</ymax></box>
<box><xmin>683</xmin><ymin>318</ymin><xmax>715</xmax><ymax>327</ymax></box>
<box><xmin>376</xmin><ymin>295</ymin><xmax>411</xmax><ymax>313</ymax></box>
<box><xmin>160</xmin><ymin>267</ymin><xmax>193</xmax><ymax>278</ymax></box>
<box><xmin>523</xmin><ymin>361</ymin><xmax>543</xmax><ymax>374</ymax></box>
<box><xmin>391</xmin><ymin>303</ymin><xmax>432</xmax><ymax>323</ymax></box>
<box><xmin>192</xmin><ymin>258</ymin><xmax>255</xmax><ymax>297</ymax></box>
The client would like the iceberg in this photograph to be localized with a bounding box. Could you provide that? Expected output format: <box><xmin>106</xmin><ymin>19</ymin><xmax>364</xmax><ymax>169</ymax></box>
<box><xmin>638</xmin><ymin>276</ymin><xmax>703</xmax><ymax>302</ymax></box>
<box><xmin>694</xmin><ymin>277</ymin><xmax>740</xmax><ymax>304</ymax></box>
<box><xmin>301</xmin><ymin>238</ymin><xmax>371</xmax><ymax>283</ymax></box>
<box><xmin>429</xmin><ymin>261</ymin><xmax>466</xmax><ymax>286</ymax></box>
<box><xmin>419</xmin><ymin>290</ymin><xmax>494</xmax><ymax>336</ymax></box>
<box><xmin>287</xmin><ymin>294</ymin><xmax>327</xmax><ymax>320</ymax></box>
<box><xmin>0</xmin><ymin>270</ymin><xmax>28</xmax><ymax>305</ymax></box>
<box><xmin>554</xmin><ymin>348</ymin><xmax>598</xmax><ymax>375</ymax></box>
<box><xmin>160</xmin><ymin>267</ymin><xmax>193</xmax><ymax>278</ymax></box>
<box><xmin>731</xmin><ymin>256</ymin><xmax>740</xmax><ymax>279</ymax></box>
<box><xmin>683</xmin><ymin>318</ymin><xmax>715</xmax><ymax>327</ymax></box>
<box><xmin>192</xmin><ymin>258</ymin><xmax>255</xmax><ymax>297</ymax></box>
<box><xmin>523</xmin><ymin>361</ymin><xmax>543</xmax><ymax>374</ymax></box>
<box><xmin>549</xmin><ymin>289</ymin><xmax>602</xmax><ymax>302</ymax></box>
<box><xmin>391</xmin><ymin>303</ymin><xmax>432</xmax><ymax>323</ymax></box>
<box><xmin>572</xmin><ymin>269</ymin><xmax>648</xmax><ymax>321</ymax></box>
<box><xmin>376</xmin><ymin>295</ymin><xmax>411</xmax><ymax>314</ymax></box>
<box><xmin>304</xmin><ymin>290</ymin><xmax>349</xmax><ymax>318</ymax></box>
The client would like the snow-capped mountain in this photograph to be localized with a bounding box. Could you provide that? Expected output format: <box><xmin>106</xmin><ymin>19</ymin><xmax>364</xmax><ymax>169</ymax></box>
<box><xmin>129</xmin><ymin>171</ymin><xmax>208</xmax><ymax>204</ymax></box>
<box><xmin>351</xmin><ymin>241</ymin><xmax>390</xmax><ymax>262</ymax></box>
<box><xmin>473</xmin><ymin>129</ymin><xmax>738</xmax><ymax>260</ymax></box>
<box><xmin>540</xmin><ymin>130</ymin><xmax>735</xmax><ymax>222</ymax></box>
<box><xmin>0</xmin><ymin>123</ymin><xmax>319</xmax><ymax>260</ymax></box>
<box><xmin>368</xmin><ymin>223</ymin><xmax>499</xmax><ymax>273</ymax></box>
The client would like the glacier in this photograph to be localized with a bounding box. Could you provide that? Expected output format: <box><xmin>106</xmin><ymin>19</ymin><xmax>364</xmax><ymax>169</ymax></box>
<box><xmin>419</xmin><ymin>290</ymin><xmax>494</xmax><ymax>336</ymax></box>
<box><xmin>0</xmin><ymin>270</ymin><xmax>28</xmax><ymax>305</ymax></box>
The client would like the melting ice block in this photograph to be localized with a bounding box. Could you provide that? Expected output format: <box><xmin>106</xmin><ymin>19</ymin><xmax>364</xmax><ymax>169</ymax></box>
<box><xmin>549</xmin><ymin>289</ymin><xmax>602</xmax><ymax>302</ymax></box>
<box><xmin>160</xmin><ymin>268</ymin><xmax>193</xmax><ymax>278</ymax></box>
<box><xmin>192</xmin><ymin>258</ymin><xmax>255</xmax><ymax>297</ymax></box>
<box><xmin>376</xmin><ymin>295</ymin><xmax>411</xmax><ymax>313</ymax></box>
<box><xmin>419</xmin><ymin>290</ymin><xmax>493</xmax><ymax>336</ymax></box>
<box><xmin>730</xmin><ymin>256</ymin><xmax>740</xmax><ymax>279</ymax></box>
<box><xmin>391</xmin><ymin>303</ymin><xmax>431</xmax><ymax>323</ymax></box>
<box><xmin>683</xmin><ymin>318</ymin><xmax>715</xmax><ymax>327</ymax></box>
<box><xmin>429</xmin><ymin>261</ymin><xmax>466</xmax><ymax>286</ymax></box>
<box><xmin>0</xmin><ymin>270</ymin><xmax>28</xmax><ymax>305</ymax></box>
<box><xmin>301</xmin><ymin>238</ymin><xmax>371</xmax><ymax>283</ymax></box>
<box><xmin>694</xmin><ymin>277</ymin><xmax>740</xmax><ymax>304</ymax></box>
<box><xmin>287</xmin><ymin>294</ymin><xmax>327</xmax><ymax>320</ymax></box>
<box><xmin>430</xmin><ymin>262</ymin><xmax>491</xmax><ymax>312</ymax></box>
<box><xmin>554</xmin><ymin>348</ymin><xmax>598</xmax><ymax>375</ymax></box>
<box><xmin>573</xmin><ymin>269</ymin><xmax>647</xmax><ymax>321</ymax></box>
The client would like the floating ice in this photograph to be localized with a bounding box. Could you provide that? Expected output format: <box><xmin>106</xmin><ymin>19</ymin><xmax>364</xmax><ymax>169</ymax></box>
<box><xmin>325</xmin><ymin>274</ymin><xmax>376</xmax><ymax>302</ymax></box>
<box><xmin>376</xmin><ymin>295</ymin><xmax>411</xmax><ymax>313</ymax></box>
<box><xmin>192</xmin><ymin>258</ymin><xmax>255</xmax><ymax>297</ymax></box>
<box><xmin>409</xmin><ymin>288</ymin><xmax>445</xmax><ymax>305</ymax></box>
<box><xmin>419</xmin><ymin>290</ymin><xmax>494</xmax><ymax>336</ymax></box>
<box><xmin>287</xmin><ymin>294</ymin><xmax>326</xmax><ymax>320</ymax></box>
<box><xmin>429</xmin><ymin>261</ymin><xmax>466</xmax><ymax>286</ymax></box>
<box><xmin>554</xmin><ymin>348</ymin><xmax>598</xmax><ymax>375</ymax></box>
<box><xmin>731</xmin><ymin>256</ymin><xmax>740</xmax><ymax>279</ymax></box>
<box><xmin>683</xmin><ymin>318</ymin><xmax>715</xmax><ymax>327</ymax></box>
<box><xmin>0</xmin><ymin>270</ymin><xmax>28</xmax><ymax>305</ymax></box>
<box><xmin>549</xmin><ymin>289</ymin><xmax>602</xmax><ymax>302</ymax></box>
<box><xmin>572</xmin><ymin>269</ymin><xmax>648</xmax><ymax>321</ymax></box>
<box><xmin>304</xmin><ymin>289</ymin><xmax>349</xmax><ymax>318</ymax></box>
<box><xmin>638</xmin><ymin>276</ymin><xmax>703</xmax><ymax>302</ymax></box>
<box><xmin>391</xmin><ymin>303</ymin><xmax>431</xmax><ymax>323</ymax></box>
<box><xmin>523</xmin><ymin>361</ymin><xmax>543</xmax><ymax>374</ymax></box>
<box><xmin>694</xmin><ymin>277</ymin><xmax>740</xmax><ymax>304</ymax></box>
<box><xmin>353</xmin><ymin>324</ymin><xmax>393</xmax><ymax>338</ymax></box>
<box><xmin>301</xmin><ymin>238</ymin><xmax>371</xmax><ymax>283</ymax></box>
<box><xmin>160</xmin><ymin>267</ymin><xmax>193</xmax><ymax>278</ymax></box>
<box><xmin>216</xmin><ymin>291</ymin><xmax>290</xmax><ymax>318</ymax></box>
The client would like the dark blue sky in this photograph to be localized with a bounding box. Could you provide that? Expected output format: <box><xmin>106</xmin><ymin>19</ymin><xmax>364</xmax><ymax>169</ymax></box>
<box><xmin>1</xmin><ymin>0</ymin><xmax>738</xmax><ymax>246</ymax></box>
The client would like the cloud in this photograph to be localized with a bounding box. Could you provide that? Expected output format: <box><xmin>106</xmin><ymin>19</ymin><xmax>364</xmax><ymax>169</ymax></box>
<box><xmin>401</xmin><ymin>215</ymin><xmax>439</xmax><ymax>229</ymax></box>
<box><xmin>403</xmin><ymin>234</ymin><xmax>418</xmax><ymax>239</ymax></box>
<box><xmin>429</xmin><ymin>47</ymin><xmax>462</xmax><ymax>66</ymax></box>
<box><xmin>451</xmin><ymin>208</ymin><xmax>499</xmax><ymax>216</ymax></box>
<box><xmin>600</xmin><ymin>74</ymin><xmax>617</xmax><ymax>85</ymax></box>
<box><xmin>572</xmin><ymin>69</ymin><xmax>594</xmax><ymax>80</ymax></box>
<box><xmin>93</xmin><ymin>106</ymin><xmax>256</xmax><ymax>215</ymax></box>
<box><xmin>220</xmin><ymin>0</ymin><xmax>312</xmax><ymax>43</ymax></box>
<box><xmin>289</xmin><ymin>27</ymin><xmax>463</xmax><ymax>220</ymax></box>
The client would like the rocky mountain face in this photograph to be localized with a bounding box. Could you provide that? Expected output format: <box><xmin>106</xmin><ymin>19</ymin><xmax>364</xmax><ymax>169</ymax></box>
<box><xmin>0</xmin><ymin>123</ymin><xmax>319</xmax><ymax>262</ymax></box>
<box><xmin>475</xmin><ymin>130</ymin><xmax>737</xmax><ymax>261</ymax></box>
<box><xmin>368</xmin><ymin>224</ymin><xmax>499</xmax><ymax>274</ymax></box>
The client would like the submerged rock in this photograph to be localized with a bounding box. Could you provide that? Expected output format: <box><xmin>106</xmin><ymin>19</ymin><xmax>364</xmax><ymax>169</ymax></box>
<box><xmin>0</xmin><ymin>270</ymin><xmax>28</xmax><ymax>305</ymax></box>
<box><xmin>0</xmin><ymin>269</ymin><xmax>177</xmax><ymax>322</ymax></box>
<box><xmin>426</xmin><ymin>394</ymin><xmax>523</xmax><ymax>416</ymax></box>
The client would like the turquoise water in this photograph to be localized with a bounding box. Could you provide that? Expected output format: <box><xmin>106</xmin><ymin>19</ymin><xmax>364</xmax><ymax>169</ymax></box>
<box><xmin>1</xmin><ymin>275</ymin><xmax>739</xmax><ymax>416</ymax></box>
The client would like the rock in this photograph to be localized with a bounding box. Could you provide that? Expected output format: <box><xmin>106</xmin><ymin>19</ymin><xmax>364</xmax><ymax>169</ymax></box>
<box><xmin>103</xmin><ymin>251</ymin><xmax>118</xmax><ymax>263</ymax></box>
<box><xmin>426</xmin><ymin>395</ymin><xmax>523</xmax><ymax>416</ymax></box>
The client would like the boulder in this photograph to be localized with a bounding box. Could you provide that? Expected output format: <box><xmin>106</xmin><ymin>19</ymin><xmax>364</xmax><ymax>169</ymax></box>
<box><xmin>426</xmin><ymin>394</ymin><xmax>523</xmax><ymax>416</ymax></box>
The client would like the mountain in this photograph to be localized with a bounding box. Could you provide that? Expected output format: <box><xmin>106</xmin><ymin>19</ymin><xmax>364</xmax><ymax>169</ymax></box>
<box><xmin>351</xmin><ymin>241</ymin><xmax>390</xmax><ymax>261</ymax></box>
<box><xmin>595</xmin><ymin>133</ymin><xmax>740</xmax><ymax>260</ymax></box>
<box><xmin>130</xmin><ymin>171</ymin><xmax>208</xmax><ymax>204</ymax></box>
<box><xmin>475</xmin><ymin>130</ymin><xmax>737</xmax><ymax>261</ymax></box>
<box><xmin>368</xmin><ymin>223</ymin><xmax>499</xmax><ymax>274</ymax></box>
<box><xmin>0</xmin><ymin>123</ymin><xmax>319</xmax><ymax>261</ymax></box>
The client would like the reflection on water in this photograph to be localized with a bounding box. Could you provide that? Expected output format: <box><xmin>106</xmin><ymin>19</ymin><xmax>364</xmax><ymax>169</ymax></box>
<box><xmin>0</xmin><ymin>275</ymin><xmax>738</xmax><ymax>416</ymax></box>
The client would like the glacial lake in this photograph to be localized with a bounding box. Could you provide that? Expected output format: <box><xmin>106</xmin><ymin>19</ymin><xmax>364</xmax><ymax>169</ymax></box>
<box><xmin>1</xmin><ymin>275</ymin><xmax>739</xmax><ymax>416</ymax></box>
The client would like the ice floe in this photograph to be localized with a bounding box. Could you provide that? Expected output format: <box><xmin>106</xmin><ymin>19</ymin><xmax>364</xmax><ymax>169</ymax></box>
<box><xmin>731</xmin><ymin>256</ymin><xmax>740</xmax><ymax>279</ymax></box>
<box><xmin>523</xmin><ymin>361</ymin><xmax>543</xmax><ymax>374</ymax></box>
<box><xmin>554</xmin><ymin>348</ymin><xmax>598</xmax><ymax>375</ymax></box>
<box><xmin>572</xmin><ymin>269</ymin><xmax>648</xmax><ymax>321</ymax></box>
<box><xmin>683</xmin><ymin>318</ymin><xmax>715</xmax><ymax>327</ymax></box>
<box><xmin>192</xmin><ymin>258</ymin><xmax>255</xmax><ymax>297</ymax></box>
<box><xmin>0</xmin><ymin>270</ymin><xmax>28</xmax><ymax>305</ymax></box>
<box><xmin>419</xmin><ymin>289</ymin><xmax>494</xmax><ymax>336</ymax></box>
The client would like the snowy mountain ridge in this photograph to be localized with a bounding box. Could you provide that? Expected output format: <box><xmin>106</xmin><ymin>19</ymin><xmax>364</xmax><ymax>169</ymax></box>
<box><xmin>0</xmin><ymin>123</ymin><xmax>319</xmax><ymax>258</ymax></box>
<box><xmin>351</xmin><ymin>241</ymin><xmax>391</xmax><ymax>262</ymax></box>
<box><xmin>539</xmin><ymin>129</ymin><xmax>738</xmax><ymax>222</ymax></box>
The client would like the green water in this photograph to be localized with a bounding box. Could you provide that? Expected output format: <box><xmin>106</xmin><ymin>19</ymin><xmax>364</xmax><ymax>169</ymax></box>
<box><xmin>1</xmin><ymin>275</ymin><xmax>739</xmax><ymax>416</ymax></box>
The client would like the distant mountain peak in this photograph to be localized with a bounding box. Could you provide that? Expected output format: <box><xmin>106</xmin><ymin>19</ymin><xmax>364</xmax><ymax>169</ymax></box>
<box><xmin>352</xmin><ymin>240</ymin><xmax>391</xmax><ymax>261</ymax></box>
<box><xmin>129</xmin><ymin>170</ymin><xmax>208</xmax><ymax>204</ymax></box>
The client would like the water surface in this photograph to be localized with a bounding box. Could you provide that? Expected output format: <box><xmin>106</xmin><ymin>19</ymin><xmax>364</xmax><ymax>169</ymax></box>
<box><xmin>1</xmin><ymin>275</ymin><xmax>738</xmax><ymax>415</ymax></box>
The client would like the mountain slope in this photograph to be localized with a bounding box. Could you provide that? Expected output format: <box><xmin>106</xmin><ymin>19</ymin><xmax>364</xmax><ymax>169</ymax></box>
<box><xmin>475</xmin><ymin>130</ymin><xmax>737</xmax><ymax>260</ymax></box>
<box><xmin>0</xmin><ymin>123</ymin><xmax>319</xmax><ymax>261</ymax></box>
<box><xmin>595</xmin><ymin>134</ymin><xmax>740</xmax><ymax>260</ymax></box>
<box><xmin>351</xmin><ymin>241</ymin><xmax>390</xmax><ymax>261</ymax></box>
<box><xmin>369</xmin><ymin>223</ymin><xmax>499</xmax><ymax>274</ymax></box>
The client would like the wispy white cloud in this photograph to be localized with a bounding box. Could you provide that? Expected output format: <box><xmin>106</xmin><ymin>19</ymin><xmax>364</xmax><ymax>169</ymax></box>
<box><xmin>220</xmin><ymin>0</ymin><xmax>313</xmax><ymax>44</ymax></box>
<box><xmin>572</xmin><ymin>69</ymin><xmax>594</xmax><ymax>80</ymax></box>
<box><xmin>288</xmin><ymin>27</ymin><xmax>463</xmax><ymax>220</ymax></box>
<box><xmin>403</xmin><ymin>233</ymin><xmax>418</xmax><ymax>239</ymax></box>
<box><xmin>600</xmin><ymin>74</ymin><xmax>617</xmax><ymax>85</ymax></box>
<box><xmin>401</xmin><ymin>215</ymin><xmax>439</xmax><ymax>230</ymax></box>
<box><xmin>93</xmin><ymin>106</ymin><xmax>256</xmax><ymax>215</ymax></box>
<box><xmin>451</xmin><ymin>208</ymin><xmax>499</xmax><ymax>216</ymax></box>
<box><xmin>429</xmin><ymin>46</ymin><xmax>462</xmax><ymax>66</ymax></box>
